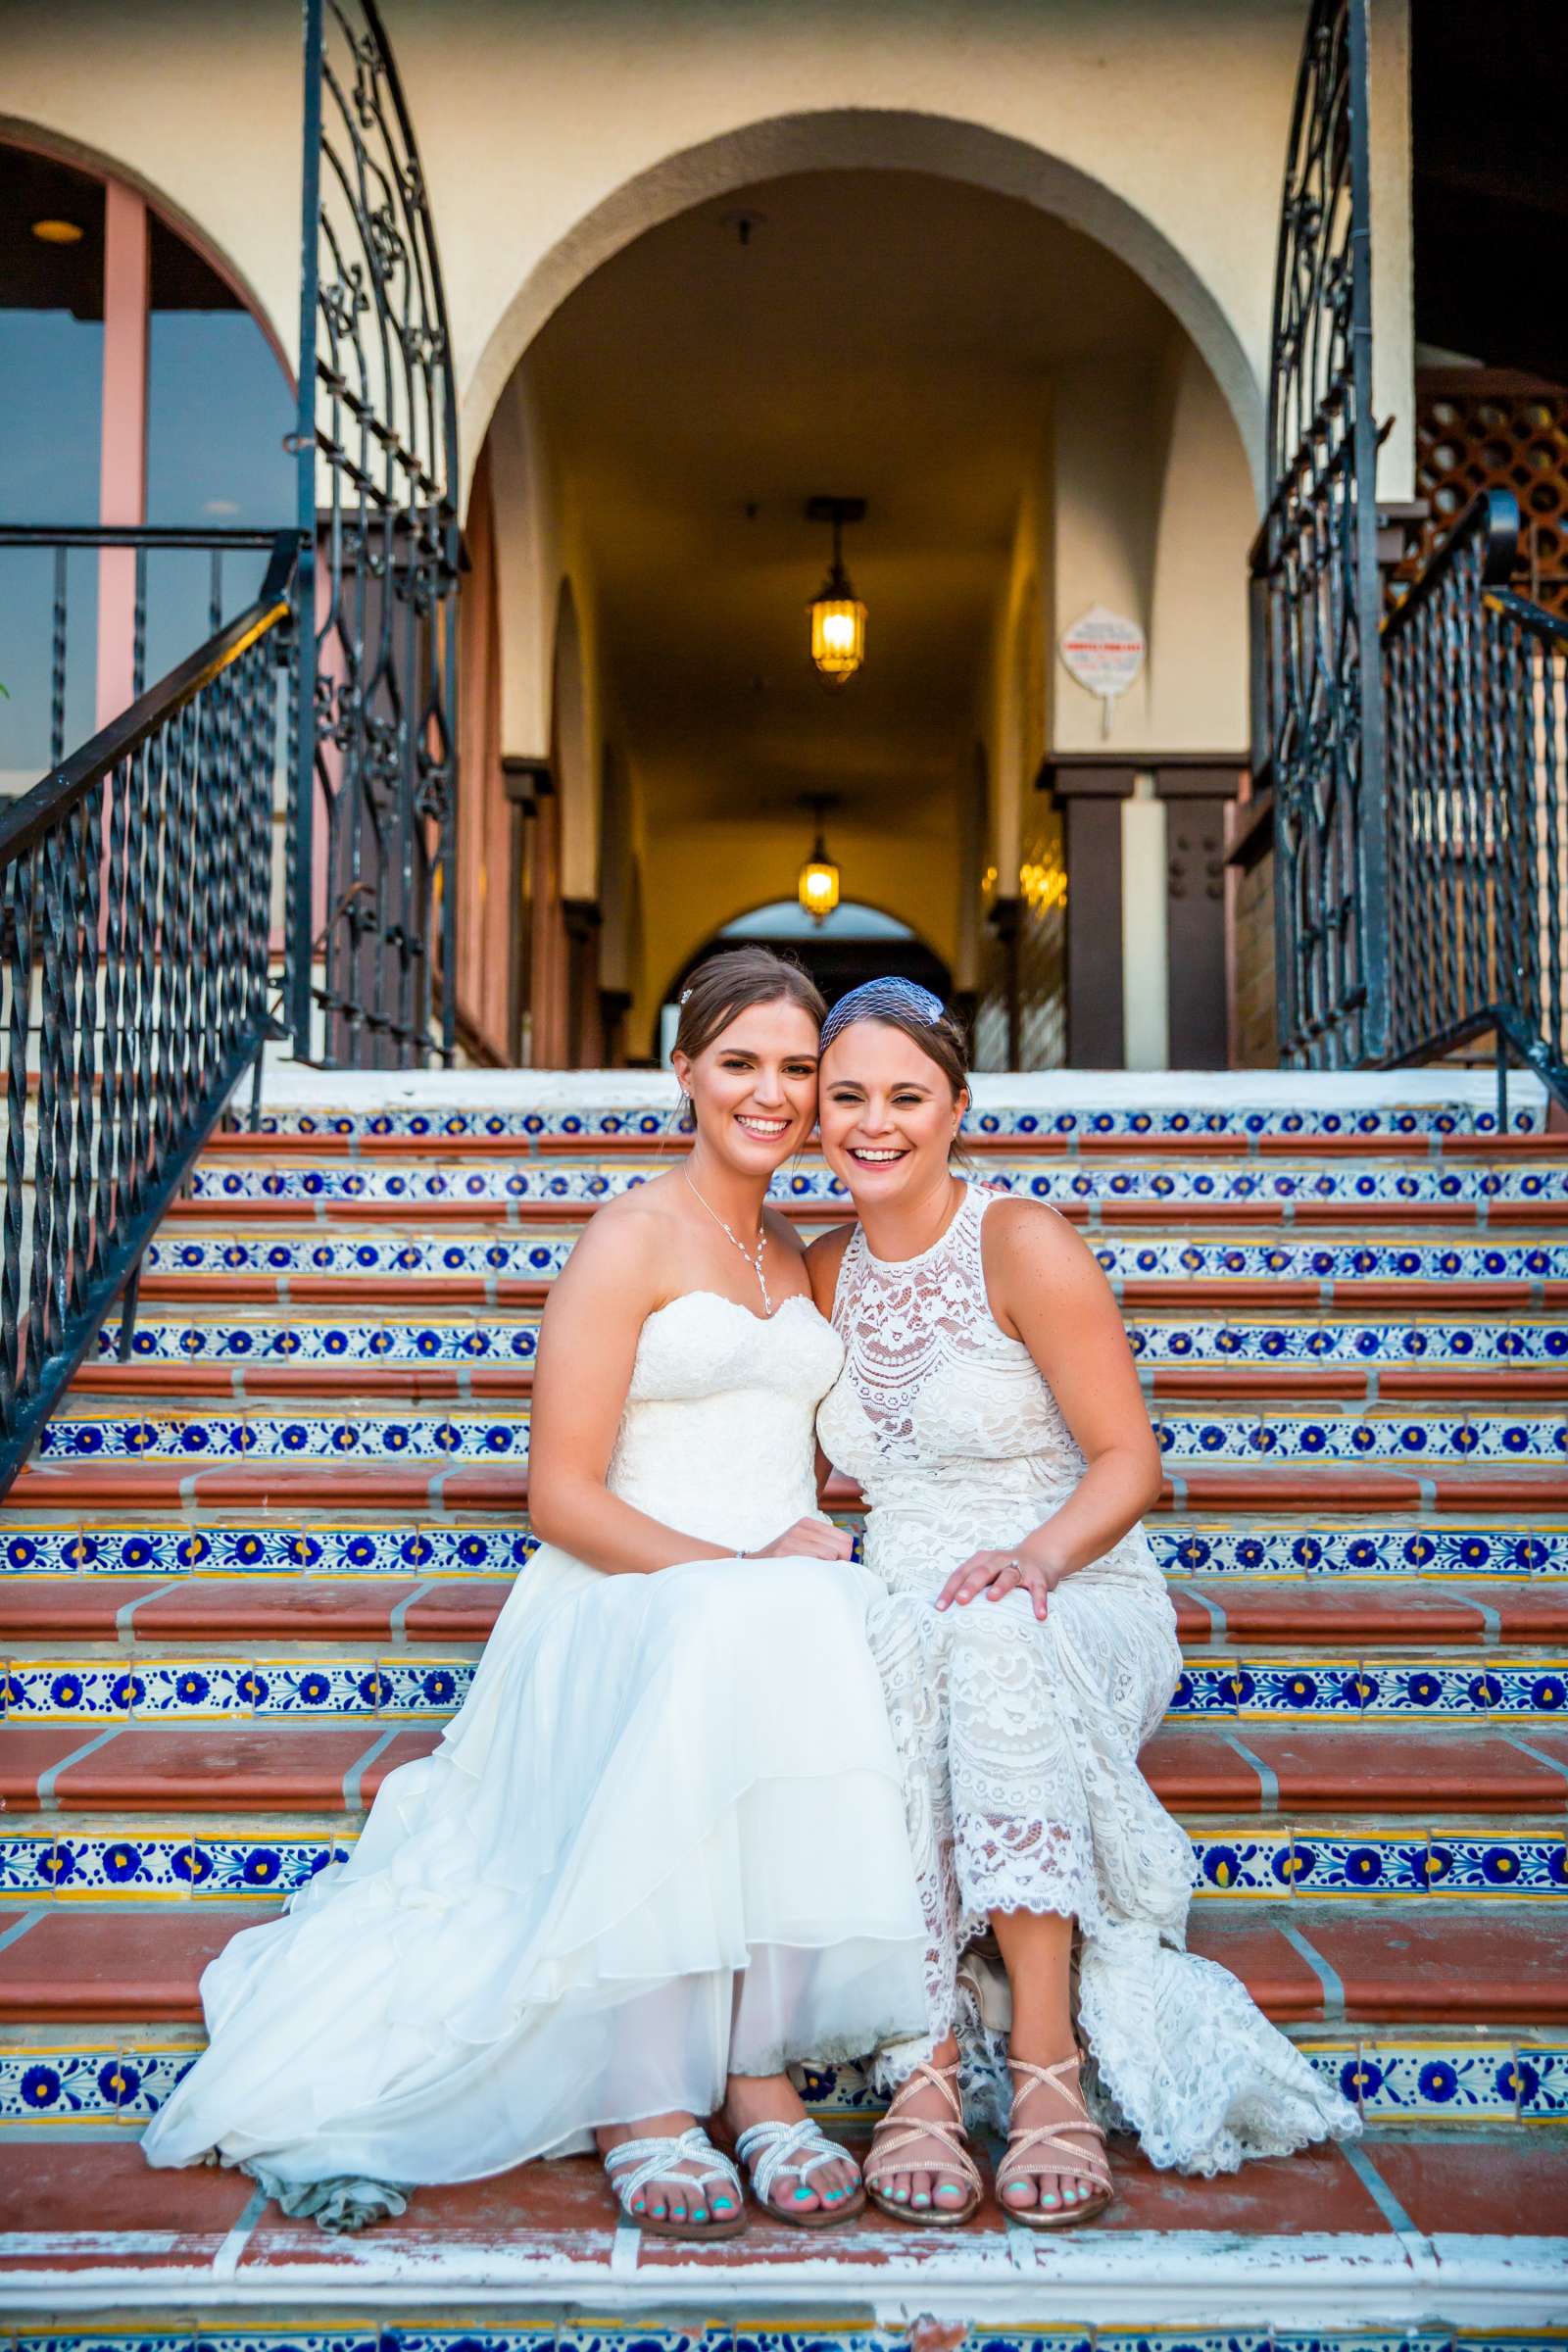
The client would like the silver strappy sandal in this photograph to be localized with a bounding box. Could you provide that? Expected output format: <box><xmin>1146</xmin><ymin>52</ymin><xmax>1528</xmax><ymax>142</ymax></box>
<box><xmin>602</xmin><ymin>2125</ymin><xmax>746</xmax><ymax>2239</ymax></box>
<box><xmin>734</xmin><ymin>2115</ymin><xmax>865</xmax><ymax>2228</ymax></box>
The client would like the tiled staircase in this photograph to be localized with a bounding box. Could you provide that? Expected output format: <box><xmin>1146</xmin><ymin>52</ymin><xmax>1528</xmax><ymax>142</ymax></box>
<box><xmin>3</xmin><ymin>1072</ymin><xmax>1566</xmax><ymax>2344</ymax></box>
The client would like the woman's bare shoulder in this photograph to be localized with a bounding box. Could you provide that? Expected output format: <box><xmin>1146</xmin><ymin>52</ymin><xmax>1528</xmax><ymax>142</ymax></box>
<box><xmin>981</xmin><ymin>1191</ymin><xmax>1100</xmax><ymax>1280</ymax></box>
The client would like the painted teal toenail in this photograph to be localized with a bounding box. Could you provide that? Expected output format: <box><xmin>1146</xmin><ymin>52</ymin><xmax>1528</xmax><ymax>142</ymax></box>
<box><xmin>891</xmin><ymin>2186</ymin><xmax>909</xmax><ymax>2201</ymax></box>
<box><xmin>912</xmin><ymin>2193</ymin><xmax>931</xmax><ymax>2207</ymax></box>
<box><xmin>1041</xmin><ymin>2191</ymin><xmax>1058</xmax><ymax>2205</ymax></box>
<box><xmin>794</xmin><ymin>2187</ymin><xmax>814</xmax><ymax>2201</ymax></box>
<box><xmin>711</xmin><ymin>2196</ymin><xmax>734</xmax><ymax>2212</ymax></box>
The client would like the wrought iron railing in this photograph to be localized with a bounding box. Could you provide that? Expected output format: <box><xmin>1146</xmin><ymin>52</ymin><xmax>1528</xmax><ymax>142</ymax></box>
<box><xmin>0</xmin><ymin>533</ymin><xmax>295</xmax><ymax>1490</ymax></box>
<box><xmin>1383</xmin><ymin>490</ymin><xmax>1568</xmax><ymax>1115</ymax></box>
<box><xmin>1254</xmin><ymin>0</ymin><xmax>1388</xmax><ymax>1070</ymax></box>
<box><xmin>291</xmin><ymin>0</ymin><xmax>460</xmax><ymax>1070</ymax></box>
<box><xmin>0</xmin><ymin>525</ymin><xmax>285</xmax><ymax>778</ymax></box>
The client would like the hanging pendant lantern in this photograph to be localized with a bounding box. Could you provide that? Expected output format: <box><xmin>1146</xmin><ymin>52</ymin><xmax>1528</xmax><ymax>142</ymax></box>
<box><xmin>806</xmin><ymin>497</ymin><xmax>867</xmax><ymax>685</ymax></box>
<box><xmin>797</xmin><ymin>795</ymin><xmax>841</xmax><ymax>923</ymax></box>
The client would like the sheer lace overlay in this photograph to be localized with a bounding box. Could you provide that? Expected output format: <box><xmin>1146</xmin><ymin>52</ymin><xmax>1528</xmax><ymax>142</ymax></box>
<box><xmin>820</xmin><ymin>1185</ymin><xmax>1358</xmax><ymax>2173</ymax></box>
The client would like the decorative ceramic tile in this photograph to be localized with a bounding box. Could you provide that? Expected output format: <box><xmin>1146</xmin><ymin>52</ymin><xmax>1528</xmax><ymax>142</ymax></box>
<box><xmin>249</xmin><ymin>1102</ymin><xmax>1541</xmax><ymax>1139</ymax></box>
<box><xmin>0</xmin><ymin>1655</ymin><xmax>478</xmax><ymax>1721</ymax></box>
<box><xmin>98</xmin><ymin>1316</ymin><xmax>540</xmax><ymax>1365</ymax></box>
<box><xmin>0</xmin><ymin>1829</ymin><xmax>346</xmax><ymax>1898</ymax></box>
<box><xmin>38</xmin><ymin>1400</ymin><xmax>1566</xmax><ymax>1464</ymax></box>
<box><xmin>36</xmin><ymin>1407</ymin><xmax>534</xmax><ymax>1461</ymax></box>
<box><xmin>0</xmin><ymin>2041</ymin><xmax>194</xmax><ymax>2121</ymax></box>
<box><xmin>3</xmin><ymin>1826</ymin><xmax>1560</xmax><ymax>1904</ymax></box>
<box><xmin>1153</xmin><ymin>1409</ymin><xmax>1567</xmax><ymax>1466</ymax></box>
<box><xmin>97</xmin><ymin>1310</ymin><xmax>1565</xmax><ymax>1371</ymax></box>
<box><xmin>180</xmin><ymin>1157</ymin><xmax>1568</xmax><ymax>1208</ymax></box>
<box><xmin>1172</xmin><ymin>1659</ymin><xmax>1568</xmax><ymax>1720</ymax></box>
<box><xmin>2</xmin><ymin>2030</ymin><xmax>1563</xmax><ymax>2129</ymax></box>
<box><xmin>1158</xmin><ymin>1526</ymin><xmax>1568</xmax><ymax>1577</ymax></box>
<box><xmin>1127</xmin><ymin>1320</ymin><xmax>1567</xmax><ymax>1366</ymax></box>
<box><xmin>0</xmin><ymin>1523</ymin><xmax>535</xmax><ymax>1576</ymax></box>
<box><xmin>136</xmin><ymin>1229</ymin><xmax>1568</xmax><ymax>1288</ymax></box>
<box><xmin>9</xmin><ymin>1652</ymin><xmax>1566</xmax><ymax>1726</ymax></box>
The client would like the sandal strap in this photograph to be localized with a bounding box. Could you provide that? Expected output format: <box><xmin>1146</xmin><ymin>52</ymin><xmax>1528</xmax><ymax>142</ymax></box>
<box><xmin>867</xmin><ymin>2059</ymin><xmax>980</xmax><ymax>2194</ymax></box>
<box><xmin>998</xmin><ymin>2055</ymin><xmax>1110</xmax><ymax>2192</ymax></box>
<box><xmin>734</xmin><ymin>2117</ymin><xmax>849</xmax><ymax>2204</ymax></box>
<box><xmin>603</xmin><ymin>2127</ymin><xmax>740</xmax><ymax>2213</ymax></box>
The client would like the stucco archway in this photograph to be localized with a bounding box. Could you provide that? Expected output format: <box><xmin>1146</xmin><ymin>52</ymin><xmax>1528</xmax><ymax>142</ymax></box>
<box><xmin>461</xmin><ymin>108</ymin><xmax>1265</xmax><ymax>511</ymax></box>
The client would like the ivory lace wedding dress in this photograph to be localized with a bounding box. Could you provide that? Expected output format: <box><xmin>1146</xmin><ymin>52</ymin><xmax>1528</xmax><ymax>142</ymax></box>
<box><xmin>820</xmin><ymin>1184</ymin><xmax>1358</xmax><ymax>2174</ymax></box>
<box><xmin>142</xmin><ymin>1292</ymin><xmax>930</xmax><ymax>2225</ymax></box>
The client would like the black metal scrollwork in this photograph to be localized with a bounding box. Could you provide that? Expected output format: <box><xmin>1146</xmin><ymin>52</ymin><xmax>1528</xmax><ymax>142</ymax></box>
<box><xmin>1254</xmin><ymin>0</ymin><xmax>1387</xmax><ymax>1067</ymax></box>
<box><xmin>292</xmin><ymin>0</ymin><xmax>460</xmax><ymax>1067</ymax></box>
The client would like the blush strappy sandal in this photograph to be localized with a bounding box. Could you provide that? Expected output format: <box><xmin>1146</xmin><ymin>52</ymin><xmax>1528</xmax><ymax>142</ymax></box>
<box><xmin>862</xmin><ymin>2055</ymin><xmax>983</xmax><ymax>2228</ymax></box>
<box><xmin>996</xmin><ymin>2052</ymin><xmax>1114</xmax><ymax>2229</ymax></box>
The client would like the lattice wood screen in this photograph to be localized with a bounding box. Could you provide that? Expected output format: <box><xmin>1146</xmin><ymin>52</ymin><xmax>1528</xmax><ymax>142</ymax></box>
<box><xmin>1412</xmin><ymin>371</ymin><xmax>1568</xmax><ymax>618</ymax></box>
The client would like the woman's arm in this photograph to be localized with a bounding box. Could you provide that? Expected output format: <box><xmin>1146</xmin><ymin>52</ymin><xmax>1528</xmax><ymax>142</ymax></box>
<box><xmin>937</xmin><ymin>1200</ymin><xmax>1163</xmax><ymax>1618</ymax></box>
<box><xmin>806</xmin><ymin>1224</ymin><xmax>855</xmax><ymax>1502</ymax></box>
<box><xmin>529</xmin><ymin>1203</ymin><xmax>851</xmax><ymax>1574</ymax></box>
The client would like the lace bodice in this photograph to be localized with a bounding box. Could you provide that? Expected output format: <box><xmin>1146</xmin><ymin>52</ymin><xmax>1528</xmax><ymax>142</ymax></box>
<box><xmin>819</xmin><ymin>1183</ymin><xmax>1160</xmax><ymax>1592</ymax></box>
<box><xmin>607</xmin><ymin>1291</ymin><xmax>842</xmax><ymax>1553</ymax></box>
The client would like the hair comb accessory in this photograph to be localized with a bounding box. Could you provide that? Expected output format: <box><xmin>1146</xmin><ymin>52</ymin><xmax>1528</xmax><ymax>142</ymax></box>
<box><xmin>678</xmin><ymin>986</ymin><xmax>693</xmax><ymax>1004</ymax></box>
<box><xmin>818</xmin><ymin>975</ymin><xmax>947</xmax><ymax>1054</ymax></box>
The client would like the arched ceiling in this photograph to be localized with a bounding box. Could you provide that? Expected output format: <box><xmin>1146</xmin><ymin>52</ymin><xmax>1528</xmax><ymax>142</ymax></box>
<box><xmin>522</xmin><ymin>168</ymin><xmax>1177</xmax><ymax>827</ymax></box>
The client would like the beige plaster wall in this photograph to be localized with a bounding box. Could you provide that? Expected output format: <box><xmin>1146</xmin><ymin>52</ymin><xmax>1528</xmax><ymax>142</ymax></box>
<box><xmin>4</xmin><ymin>0</ymin><xmax>1415</xmax><ymax>514</ymax></box>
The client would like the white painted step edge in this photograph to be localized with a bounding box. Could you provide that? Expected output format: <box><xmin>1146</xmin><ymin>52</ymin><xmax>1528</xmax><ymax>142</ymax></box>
<box><xmin>2</xmin><ymin>2229</ymin><xmax>1564</xmax><ymax>2327</ymax></box>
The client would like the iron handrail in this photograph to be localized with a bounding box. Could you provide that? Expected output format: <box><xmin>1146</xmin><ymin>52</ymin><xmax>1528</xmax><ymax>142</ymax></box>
<box><xmin>0</xmin><ymin>530</ymin><xmax>297</xmax><ymax>1494</ymax></box>
<box><xmin>1379</xmin><ymin>490</ymin><xmax>1568</xmax><ymax>1119</ymax></box>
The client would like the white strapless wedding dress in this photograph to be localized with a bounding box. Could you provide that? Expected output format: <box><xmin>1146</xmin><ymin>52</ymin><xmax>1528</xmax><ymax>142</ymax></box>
<box><xmin>141</xmin><ymin>1292</ymin><xmax>930</xmax><ymax>2225</ymax></box>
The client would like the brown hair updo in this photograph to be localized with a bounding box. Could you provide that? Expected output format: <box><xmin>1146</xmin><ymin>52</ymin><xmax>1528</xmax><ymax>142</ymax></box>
<box><xmin>671</xmin><ymin>949</ymin><xmax>826</xmax><ymax>1130</ymax></box>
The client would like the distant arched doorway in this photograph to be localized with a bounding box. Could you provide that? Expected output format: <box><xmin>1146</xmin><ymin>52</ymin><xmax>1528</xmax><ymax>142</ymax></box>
<box><xmin>660</xmin><ymin>900</ymin><xmax>951</xmax><ymax>1060</ymax></box>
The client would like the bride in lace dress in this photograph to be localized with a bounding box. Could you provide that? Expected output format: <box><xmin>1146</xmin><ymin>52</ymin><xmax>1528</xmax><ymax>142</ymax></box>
<box><xmin>141</xmin><ymin>950</ymin><xmax>929</xmax><ymax>2237</ymax></box>
<box><xmin>808</xmin><ymin>979</ymin><xmax>1358</xmax><ymax>2230</ymax></box>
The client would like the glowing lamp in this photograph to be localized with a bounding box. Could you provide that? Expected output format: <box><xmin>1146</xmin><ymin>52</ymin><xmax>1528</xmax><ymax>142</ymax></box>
<box><xmin>806</xmin><ymin>497</ymin><xmax>867</xmax><ymax>685</ymax></box>
<box><xmin>797</xmin><ymin>797</ymin><xmax>841</xmax><ymax>924</ymax></box>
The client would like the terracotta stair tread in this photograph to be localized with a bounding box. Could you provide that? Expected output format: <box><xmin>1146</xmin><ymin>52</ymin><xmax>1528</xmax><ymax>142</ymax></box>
<box><xmin>158</xmin><ymin>1194</ymin><xmax>1568</xmax><ymax>1229</ymax></box>
<box><xmin>16</xmin><ymin>1458</ymin><xmax>1568</xmax><ymax>1514</ymax></box>
<box><xmin>4</xmin><ymin>1902</ymin><xmax>1562</xmax><ymax>2027</ymax></box>
<box><xmin>64</xmin><ymin>1358</ymin><xmax>1568</xmax><ymax>1403</ymax></box>
<box><xmin>4</xmin><ymin>1719</ymin><xmax>1564</xmax><ymax>1814</ymax></box>
<box><xmin>4</xmin><ymin>1571</ymin><xmax>1564</xmax><ymax>1648</ymax></box>
<box><xmin>0</xmin><ymin>1574</ymin><xmax>504</xmax><ymax>1641</ymax></box>
<box><xmin>5</xmin><ymin>2131</ymin><xmax>1566</xmax><ymax>2269</ymax></box>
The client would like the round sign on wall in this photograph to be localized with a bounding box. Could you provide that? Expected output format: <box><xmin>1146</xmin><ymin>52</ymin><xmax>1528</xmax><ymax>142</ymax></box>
<box><xmin>1058</xmin><ymin>606</ymin><xmax>1146</xmax><ymax>733</ymax></box>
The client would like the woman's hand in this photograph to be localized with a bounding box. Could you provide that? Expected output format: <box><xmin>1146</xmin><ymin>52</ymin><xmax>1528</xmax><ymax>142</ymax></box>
<box><xmin>935</xmin><ymin>1545</ymin><xmax>1067</xmax><ymax>1620</ymax></box>
<box><xmin>749</xmin><ymin>1516</ymin><xmax>855</xmax><ymax>1561</ymax></box>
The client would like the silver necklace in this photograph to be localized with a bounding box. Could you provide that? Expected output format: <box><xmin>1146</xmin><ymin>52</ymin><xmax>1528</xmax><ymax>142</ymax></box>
<box><xmin>683</xmin><ymin>1167</ymin><xmax>773</xmax><ymax>1315</ymax></box>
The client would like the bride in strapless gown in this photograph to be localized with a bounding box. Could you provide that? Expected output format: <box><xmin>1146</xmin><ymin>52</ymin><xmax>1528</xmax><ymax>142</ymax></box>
<box><xmin>141</xmin><ymin>955</ymin><xmax>929</xmax><ymax>2231</ymax></box>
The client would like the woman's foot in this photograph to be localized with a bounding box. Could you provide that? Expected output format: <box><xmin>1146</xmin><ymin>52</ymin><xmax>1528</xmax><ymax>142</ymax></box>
<box><xmin>597</xmin><ymin>2114</ymin><xmax>741</xmax><ymax>2231</ymax></box>
<box><xmin>996</xmin><ymin>2042</ymin><xmax>1112</xmax><ymax>2223</ymax></box>
<box><xmin>863</xmin><ymin>2041</ymin><xmax>981</xmax><ymax>2224</ymax></box>
<box><xmin>723</xmin><ymin>2074</ymin><xmax>860</xmax><ymax>2220</ymax></box>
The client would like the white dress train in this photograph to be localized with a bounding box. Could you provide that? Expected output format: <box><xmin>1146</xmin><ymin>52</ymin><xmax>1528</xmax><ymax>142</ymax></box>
<box><xmin>818</xmin><ymin>1185</ymin><xmax>1360</xmax><ymax>2175</ymax></box>
<box><xmin>141</xmin><ymin>1292</ymin><xmax>930</xmax><ymax>2224</ymax></box>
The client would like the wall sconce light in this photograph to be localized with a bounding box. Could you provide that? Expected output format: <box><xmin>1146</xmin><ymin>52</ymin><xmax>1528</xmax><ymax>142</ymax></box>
<box><xmin>798</xmin><ymin>794</ymin><xmax>842</xmax><ymax>923</ymax></box>
<box><xmin>806</xmin><ymin>496</ymin><xmax>866</xmax><ymax>684</ymax></box>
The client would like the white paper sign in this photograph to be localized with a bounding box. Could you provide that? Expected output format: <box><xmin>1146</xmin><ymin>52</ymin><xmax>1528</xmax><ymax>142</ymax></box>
<box><xmin>1059</xmin><ymin>607</ymin><xmax>1146</xmax><ymax>734</ymax></box>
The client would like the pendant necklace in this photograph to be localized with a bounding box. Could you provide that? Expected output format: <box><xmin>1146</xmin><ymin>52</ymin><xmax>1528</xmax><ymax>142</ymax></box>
<box><xmin>683</xmin><ymin>1166</ymin><xmax>773</xmax><ymax>1315</ymax></box>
